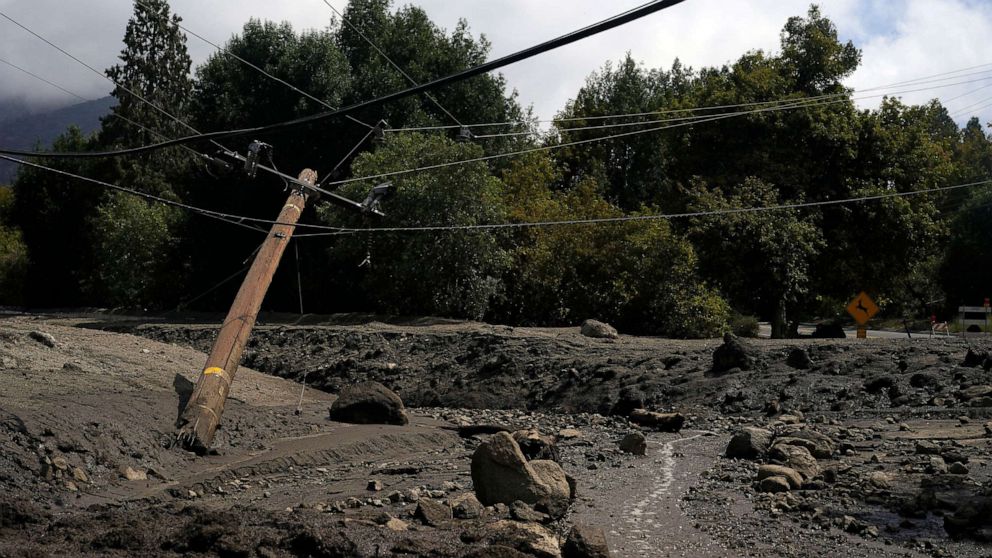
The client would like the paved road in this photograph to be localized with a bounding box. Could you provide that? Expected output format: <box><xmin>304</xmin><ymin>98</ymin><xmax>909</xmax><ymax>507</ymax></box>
<box><xmin>755</xmin><ymin>323</ymin><xmax>979</xmax><ymax>340</ymax></box>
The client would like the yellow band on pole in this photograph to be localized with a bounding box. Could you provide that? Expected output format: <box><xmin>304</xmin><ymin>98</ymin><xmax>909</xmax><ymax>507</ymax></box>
<box><xmin>204</xmin><ymin>367</ymin><xmax>225</xmax><ymax>376</ymax></box>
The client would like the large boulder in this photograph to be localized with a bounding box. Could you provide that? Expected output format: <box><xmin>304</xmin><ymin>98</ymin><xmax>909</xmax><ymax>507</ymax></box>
<box><xmin>485</xmin><ymin>521</ymin><xmax>561</xmax><ymax>558</ymax></box>
<box><xmin>774</xmin><ymin>430</ymin><xmax>835</xmax><ymax>459</ymax></box>
<box><xmin>711</xmin><ymin>333</ymin><xmax>754</xmax><ymax>373</ymax></box>
<box><xmin>328</xmin><ymin>381</ymin><xmax>408</xmax><ymax>425</ymax></box>
<box><xmin>757</xmin><ymin>464</ymin><xmax>803</xmax><ymax>489</ymax></box>
<box><xmin>618</xmin><ymin>432</ymin><xmax>647</xmax><ymax>455</ymax></box>
<box><xmin>725</xmin><ymin>427</ymin><xmax>772</xmax><ymax>460</ymax></box>
<box><xmin>580</xmin><ymin>320</ymin><xmax>619</xmax><ymax>340</ymax></box>
<box><xmin>471</xmin><ymin>432</ymin><xmax>570</xmax><ymax>517</ymax></box>
<box><xmin>786</xmin><ymin>348</ymin><xmax>812</xmax><ymax>370</ymax></box>
<box><xmin>562</xmin><ymin>524</ymin><xmax>610</xmax><ymax>558</ymax></box>
<box><xmin>768</xmin><ymin>443</ymin><xmax>819</xmax><ymax>480</ymax></box>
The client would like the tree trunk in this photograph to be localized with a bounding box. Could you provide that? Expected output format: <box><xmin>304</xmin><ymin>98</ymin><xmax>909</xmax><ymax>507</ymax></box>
<box><xmin>771</xmin><ymin>297</ymin><xmax>788</xmax><ymax>339</ymax></box>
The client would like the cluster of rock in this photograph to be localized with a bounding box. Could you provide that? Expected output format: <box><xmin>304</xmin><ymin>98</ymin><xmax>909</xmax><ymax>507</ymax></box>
<box><xmin>324</xmin><ymin>382</ymin><xmax>609</xmax><ymax>557</ymax></box>
<box><xmin>726</xmin><ymin>422</ymin><xmax>834</xmax><ymax>494</ymax></box>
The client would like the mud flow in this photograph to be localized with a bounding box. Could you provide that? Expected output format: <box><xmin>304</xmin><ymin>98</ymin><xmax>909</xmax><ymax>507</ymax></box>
<box><xmin>2</xmin><ymin>315</ymin><xmax>992</xmax><ymax>557</ymax></box>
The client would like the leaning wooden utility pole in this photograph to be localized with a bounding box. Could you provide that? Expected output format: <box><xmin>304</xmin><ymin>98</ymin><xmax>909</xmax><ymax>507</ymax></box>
<box><xmin>176</xmin><ymin>169</ymin><xmax>316</xmax><ymax>451</ymax></box>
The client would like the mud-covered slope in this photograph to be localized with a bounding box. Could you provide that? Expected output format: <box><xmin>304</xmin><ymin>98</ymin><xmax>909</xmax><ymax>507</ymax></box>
<box><xmin>132</xmin><ymin>322</ymin><xmax>991</xmax><ymax>421</ymax></box>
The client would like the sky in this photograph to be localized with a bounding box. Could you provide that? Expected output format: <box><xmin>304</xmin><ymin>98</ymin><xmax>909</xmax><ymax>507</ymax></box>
<box><xmin>1</xmin><ymin>0</ymin><xmax>992</xmax><ymax>126</ymax></box>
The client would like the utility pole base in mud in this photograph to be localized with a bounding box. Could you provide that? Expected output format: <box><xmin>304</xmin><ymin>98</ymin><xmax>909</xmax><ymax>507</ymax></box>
<box><xmin>176</xmin><ymin>169</ymin><xmax>315</xmax><ymax>451</ymax></box>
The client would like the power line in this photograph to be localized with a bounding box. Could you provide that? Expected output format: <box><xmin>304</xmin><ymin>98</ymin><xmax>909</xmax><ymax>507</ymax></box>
<box><xmin>0</xmin><ymin>56</ymin><xmax>87</xmax><ymax>101</ymax></box>
<box><xmin>320</xmin><ymin>78</ymin><xmax>992</xmax><ymax>188</ymax></box>
<box><xmin>0</xmin><ymin>55</ymin><xmax>215</xmax><ymax>164</ymax></box>
<box><xmin>0</xmin><ymin>7</ymin><xmax>374</xmax><ymax>212</ymax></box>
<box><xmin>320</xmin><ymin>0</ymin><xmax>462</xmax><ymax>127</ymax></box>
<box><xmin>132</xmin><ymin>0</ymin><xmax>373</xmax><ymax>131</ymax></box>
<box><xmin>0</xmin><ymin>154</ymin><xmax>311</xmax><ymax>234</ymax></box>
<box><xmin>0</xmin><ymin>0</ymin><xmax>691</xmax><ymax>157</ymax></box>
<box><xmin>0</xmin><ymin>9</ymin><xmax>201</xmax><ymax>138</ymax></box>
<box><xmin>294</xmin><ymin>179</ymin><xmax>992</xmax><ymax>236</ymax></box>
<box><xmin>385</xmin><ymin>65</ymin><xmax>992</xmax><ymax>132</ymax></box>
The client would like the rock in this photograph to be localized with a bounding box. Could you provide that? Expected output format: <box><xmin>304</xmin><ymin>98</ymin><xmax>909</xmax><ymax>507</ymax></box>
<box><xmin>558</xmin><ymin>429</ymin><xmax>582</xmax><ymax>440</ymax></box>
<box><xmin>868</xmin><ymin>472</ymin><xmax>893</xmax><ymax>489</ymax></box>
<box><xmin>964</xmin><ymin>349</ymin><xmax>990</xmax><ymax>368</ymax></box>
<box><xmin>453</xmin><ymin>493</ymin><xmax>484</xmax><ymax>519</ymax></box>
<box><xmin>949</xmin><ymin>462</ymin><xmax>969</xmax><ymax>475</ymax></box>
<box><xmin>627</xmin><ymin>409</ymin><xmax>684</xmax><ymax>432</ymax></box>
<box><xmin>768</xmin><ymin>444</ymin><xmax>819</xmax><ymax>480</ymax></box>
<box><xmin>71</xmin><ymin>467</ymin><xmax>88</xmax><ymax>484</ymax></box>
<box><xmin>927</xmin><ymin>456</ymin><xmax>948</xmax><ymax>474</ymax></box>
<box><xmin>28</xmin><ymin>331</ymin><xmax>56</xmax><ymax>348</ymax></box>
<box><xmin>958</xmin><ymin>385</ymin><xmax>992</xmax><ymax>401</ymax></box>
<box><xmin>484</xmin><ymin>521</ymin><xmax>561</xmax><ymax>558</ymax></box>
<box><xmin>464</xmin><ymin>546</ymin><xmax>532</xmax><ymax>558</ymax></box>
<box><xmin>757</xmin><ymin>465</ymin><xmax>803</xmax><ymax>489</ymax></box>
<box><xmin>384</xmin><ymin>518</ymin><xmax>408</xmax><ymax>531</ymax></box>
<box><xmin>512</xmin><ymin>430</ymin><xmax>559</xmax><ymax>462</ymax></box>
<box><xmin>725</xmin><ymin>427</ymin><xmax>772</xmax><ymax>460</ymax></box>
<box><xmin>812</xmin><ymin>323</ymin><xmax>846</xmax><ymax>339</ymax></box>
<box><xmin>618</xmin><ymin>432</ymin><xmax>647</xmax><ymax>455</ymax></box>
<box><xmin>580</xmin><ymin>320</ymin><xmax>618</xmax><ymax>340</ymax></box>
<box><xmin>562</xmin><ymin>524</ymin><xmax>610</xmax><ymax>558</ymax></box>
<box><xmin>758</xmin><ymin>476</ymin><xmax>792</xmax><ymax>493</ymax></box>
<box><xmin>414</xmin><ymin>499</ymin><xmax>451</xmax><ymax>526</ymax></box>
<box><xmin>510</xmin><ymin>500</ymin><xmax>549</xmax><ymax>523</ymax></box>
<box><xmin>864</xmin><ymin>376</ymin><xmax>894</xmax><ymax>393</ymax></box>
<box><xmin>50</xmin><ymin>456</ymin><xmax>69</xmax><ymax>471</ymax></box>
<box><xmin>367</xmin><ymin>480</ymin><xmax>383</xmax><ymax>491</ymax></box>
<box><xmin>610</xmin><ymin>387</ymin><xmax>644</xmax><ymax>417</ymax></box>
<box><xmin>471</xmin><ymin>432</ymin><xmax>570</xmax><ymax>516</ymax></box>
<box><xmin>786</xmin><ymin>348</ymin><xmax>812</xmax><ymax>370</ymax></box>
<box><xmin>328</xmin><ymin>381</ymin><xmax>408</xmax><ymax>426</ymax></box>
<box><xmin>121</xmin><ymin>466</ymin><xmax>147</xmax><ymax>481</ymax></box>
<box><xmin>529</xmin><ymin>460</ymin><xmax>571</xmax><ymax>517</ymax></box>
<box><xmin>774</xmin><ymin>431</ymin><xmax>835</xmax><ymax>459</ymax></box>
<box><xmin>915</xmin><ymin>440</ymin><xmax>940</xmax><ymax>455</ymax></box>
<box><xmin>711</xmin><ymin>333</ymin><xmax>754</xmax><ymax>373</ymax></box>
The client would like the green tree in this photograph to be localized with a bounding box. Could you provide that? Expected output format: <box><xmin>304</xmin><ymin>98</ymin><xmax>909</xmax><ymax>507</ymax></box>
<box><xmin>685</xmin><ymin>178</ymin><xmax>822</xmax><ymax>338</ymax></box>
<box><xmin>86</xmin><ymin>192</ymin><xmax>181</xmax><ymax>309</ymax></box>
<box><xmin>497</xmin><ymin>154</ymin><xmax>729</xmax><ymax>337</ymax></box>
<box><xmin>0</xmin><ymin>186</ymin><xmax>27</xmax><ymax>305</ymax></box>
<box><xmin>941</xmin><ymin>185</ymin><xmax>992</xmax><ymax>308</ymax></box>
<box><xmin>320</xmin><ymin>133</ymin><xmax>510</xmax><ymax>319</ymax></box>
<box><xmin>11</xmin><ymin>129</ymin><xmax>109</xmax><ymax>306</ymax></box>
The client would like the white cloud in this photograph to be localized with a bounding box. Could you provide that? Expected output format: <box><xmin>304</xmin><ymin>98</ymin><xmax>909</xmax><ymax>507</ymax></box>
<box><xmin>0</xmin><ymin>0</ymin><xmax>990</xmax><ymax>125</ymax></box>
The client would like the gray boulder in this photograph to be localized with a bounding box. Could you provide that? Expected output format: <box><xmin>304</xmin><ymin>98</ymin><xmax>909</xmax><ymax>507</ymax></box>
<box><xmin>471</xmin><ymin>432</ymin><xmax>570</xmax><ymax>517</ymax></box>
<box><xmin>562</xmin><ymin>524</ymin><xmax>610</xmax><ymax>558</ymax></box>
<box><xmin>580</xmin><ymin>320</ymin><xmax>619</xmax><ymax>339</ymax></box>
<box><xmin>725</xmin><ymin>427</ymin><xmax>772</xmax><ymax>460</ymax></box>
<box><xmin>618</xmin><ymin>432</ymin><xmax>647</xmax><ymax>455</ymax></box>
<box><xmin>769</xmin><ymin>443</ymin><xmax>819</xmax><ymax>480</ymax></box>
<box><xmin>328</xmin><ymin>381</ymin><xmax>408</xmax><ymax>425</ymax></box>
<box><xmin>712</xmin><ymin>333</ymin><xmax>754</xmax><ymax>373</ymax></box>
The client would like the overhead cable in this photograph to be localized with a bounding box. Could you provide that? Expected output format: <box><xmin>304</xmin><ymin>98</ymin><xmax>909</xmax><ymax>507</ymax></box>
<box><xmin>294</xmin><ymin>179</ymin><xmax>992</xmax><ymax>236</ymax></box>
<box><xmin>0</xmin><ymin>0</ymin><xmax>691</xmax><ymax>157</ymax></box>
<box><xmin>320</xmin><ymin>0</ymin><xmax>463</xmax><ymax>127</ymax></box>
<box><xmin>320</xmin><ymin>78</ymin><xmax>992</xmax><ymax>188</ymax></box>
<box><xmin>132</xmin><ymin>0</ymin><xmax>373</xmax><ymax>130</ymax></box>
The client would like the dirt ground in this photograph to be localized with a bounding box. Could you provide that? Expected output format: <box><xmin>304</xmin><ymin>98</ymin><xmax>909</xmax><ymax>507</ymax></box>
<box><xmin>2</xmin><ymin>313</ymin><xmax>992</xmax><ymax>557</ymax></box>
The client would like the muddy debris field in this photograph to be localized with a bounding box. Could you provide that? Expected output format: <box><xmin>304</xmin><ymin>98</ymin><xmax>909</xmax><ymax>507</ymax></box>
<box><xmin>2</xmin><ymin>315</ymin><xmax>992</xmax><ymax>557</ymax></box>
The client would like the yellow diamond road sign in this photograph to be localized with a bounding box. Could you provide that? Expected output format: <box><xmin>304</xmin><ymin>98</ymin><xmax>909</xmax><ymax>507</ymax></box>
<box><xmin>846</xmin><ymin>292</ymin><xmax>879</xmax><ymax>325</ymax></box>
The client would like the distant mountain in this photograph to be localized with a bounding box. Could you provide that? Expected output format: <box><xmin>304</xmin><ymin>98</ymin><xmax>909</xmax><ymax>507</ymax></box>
<box><xmin>0</xmin><ymin>97</ymin><xmax>113</xmax><ymax>184</ymax></box>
